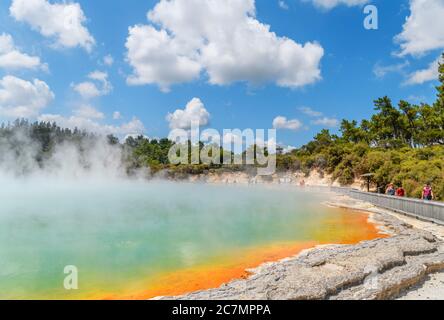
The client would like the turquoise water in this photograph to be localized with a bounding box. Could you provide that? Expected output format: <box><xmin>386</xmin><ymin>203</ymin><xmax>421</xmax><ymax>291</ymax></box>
<box><xmin>0</xmin><ymin>181</ymin><xmax>377</xmax><ymax>299</ymax></box>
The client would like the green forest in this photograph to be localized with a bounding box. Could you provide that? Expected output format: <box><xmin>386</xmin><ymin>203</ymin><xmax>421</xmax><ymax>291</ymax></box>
<box><xmin>1</xmin><ymin>54</ymin><xmax>443</xmax><ymax>200</ymax></box>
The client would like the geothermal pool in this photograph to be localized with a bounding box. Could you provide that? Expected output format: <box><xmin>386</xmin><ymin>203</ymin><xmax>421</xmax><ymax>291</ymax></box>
<box><xmin>0</xmin><ymin>181</ymin><xmax>381</xmax><ymax>300</ymax></box>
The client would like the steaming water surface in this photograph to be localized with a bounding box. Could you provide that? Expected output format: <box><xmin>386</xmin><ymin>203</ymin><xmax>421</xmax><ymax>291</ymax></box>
<box><xmin>0</xmin><ymin>181</ymin><xmax>381</xmax><ymax>299</ymax></box>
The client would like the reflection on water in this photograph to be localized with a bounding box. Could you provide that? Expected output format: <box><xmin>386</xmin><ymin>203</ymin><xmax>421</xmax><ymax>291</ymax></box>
<box><xmin>0</xmin><ymin>181</ymin><xmax>381</xmax><ymax>299</ymax></box>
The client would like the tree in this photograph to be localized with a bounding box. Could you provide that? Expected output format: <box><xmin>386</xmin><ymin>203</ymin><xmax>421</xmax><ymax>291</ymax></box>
<box><xmin>340</xmin><ymin>120</ymin><xmax>368</xmax><ymax>144</ymax></box>
<box><xmin>371</xmin><ymin>96</ymin><xmax>406</xmax><ymax>147</ymax></box>
<box><xmin>107</xmin><ymin>134</ymin><xmax>119</xmax><ymax>145</ymax></box>
<box><xmin>398</xmin><ymin>100</ymin><xmax>419</xmax><ymax>148</ymax></box>
<box><xmin>432</xmin><ymin>53</ymin><xmax>444</xmax><ymax>145</ymax></box>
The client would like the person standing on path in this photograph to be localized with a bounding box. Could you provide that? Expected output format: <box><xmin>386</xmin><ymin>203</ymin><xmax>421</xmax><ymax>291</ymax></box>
<box><xmin>422</xmin><ymin>184</ymin><xmax>434</xmax><ymax>201</ymax></box>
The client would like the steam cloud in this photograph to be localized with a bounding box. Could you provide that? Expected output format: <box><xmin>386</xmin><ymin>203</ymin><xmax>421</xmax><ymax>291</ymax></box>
<box><xmin>0</xmin><ymin>122</ymin><xmax>141</xmax><ymax>182</ymax></box>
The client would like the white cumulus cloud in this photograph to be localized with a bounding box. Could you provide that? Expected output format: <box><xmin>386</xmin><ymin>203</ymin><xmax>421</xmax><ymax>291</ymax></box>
<box><xmin>73</xmin><ymin>105</ymin><xmax>104</xmax><ymax>120</ymax></box>
<box><xmin>304</xmin><ymin>0</ymin><xmax>370</xmax><ymax>10</ymax></box>
<box><xmin>404</xmin><ymin>57</ymin><xmax>442</xmax><ymax>85</ymax></box>
<box><xmin>0</xmin><ymin>75</ymin><xmax>54</xmax><ymax>118</ymax></box>
<box><xmin>125</xmin><ymin>0</ymin><xmax>324</xmax><ymax>92</ymax></box>
<box><xmin>373</xmin><ymin>61</ymin><xmax>409</xmax><ymax>79</ymax></box>
<box><xmin>125</xmin><ymin>25</ymin><xmax>202</xmax><ymax>92</ymax></box>
<box><xmin>72</xmin><ymin>71</ymin><xmax>112</xmax><ymax>99</ymax></box>
<box><xmin>10</xmin><ymin>0</ymin><xmax>95</xmax><ymax>52</ymax></box>
<box><xmin>166</xmin><ymin>97</ymin><xmax>210</xmax><ymax>130</ymax></box>
<box><xmin>299</xmin><ymin>106</ymin><xmax>323</xmax><ymax>117</ymax></box>
<box><xmin>312</xmin><ymin>116</ymin><xmax>339</xmax><ymax>127</ymax></box>
<box><xmin>395</xmin><ymin>0</ymin><xmax>444</xmax><ymax>57</ymax></box>
<box><xmin>297</xmin><ymin>106</ymin><xmax>338</xmax><ymax>127</ymax></box>
<box><xmin>273</xmin><ymin>116</ymin><xmax>303</xmax><ymax>131</ymax></box>
<box><xmin>0</xmin><ymin>33</ymin><xmax>46</xmax><ymax>70</ymax></box>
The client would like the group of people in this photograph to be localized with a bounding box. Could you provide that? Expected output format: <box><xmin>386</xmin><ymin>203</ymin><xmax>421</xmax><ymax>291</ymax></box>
<box><xmin>385</xmin><ymin>184</ymin><xmax>405</xmax><ymax>197</ymax></box>
<box><xmin>385</xmin><ymin>183</ymin><xmax>434</xmax><ymax>201</ymax></box>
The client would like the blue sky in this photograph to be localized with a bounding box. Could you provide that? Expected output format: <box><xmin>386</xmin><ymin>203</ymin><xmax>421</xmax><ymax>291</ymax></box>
<box><xmin>0</xmin><ymin>0</ymin><xmax>443</xmax><ymax>148</ymax></box>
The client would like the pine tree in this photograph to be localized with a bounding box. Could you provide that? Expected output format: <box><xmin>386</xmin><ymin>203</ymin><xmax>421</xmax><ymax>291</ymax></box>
<box><xmin>435</xmin><ymin>53</ymin><xmax>444</xmax><ymax>145</ymax></box>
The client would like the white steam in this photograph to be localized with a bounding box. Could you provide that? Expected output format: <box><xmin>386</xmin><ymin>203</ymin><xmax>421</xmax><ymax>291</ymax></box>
<box><xmin>0</xmin><ymin>126</ymin><xmax>144</xmax><ymax>181</ymax></box>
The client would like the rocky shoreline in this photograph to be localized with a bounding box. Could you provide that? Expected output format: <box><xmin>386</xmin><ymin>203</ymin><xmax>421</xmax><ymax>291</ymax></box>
<box><xmin>184</xmin><ymin>170</ymin><xmax>337</xmax><ymax>188</ymax></box>
<box><xmin>159</xmin><ymin>194</ymin><xmax>444</xmax><ymax>300</ymax></box>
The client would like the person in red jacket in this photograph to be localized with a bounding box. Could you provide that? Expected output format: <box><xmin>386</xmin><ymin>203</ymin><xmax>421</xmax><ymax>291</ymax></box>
<box><xmin>396</xmin><ymin>186</ymin><xmax>405</xmax><ymax>197</ymax></box>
